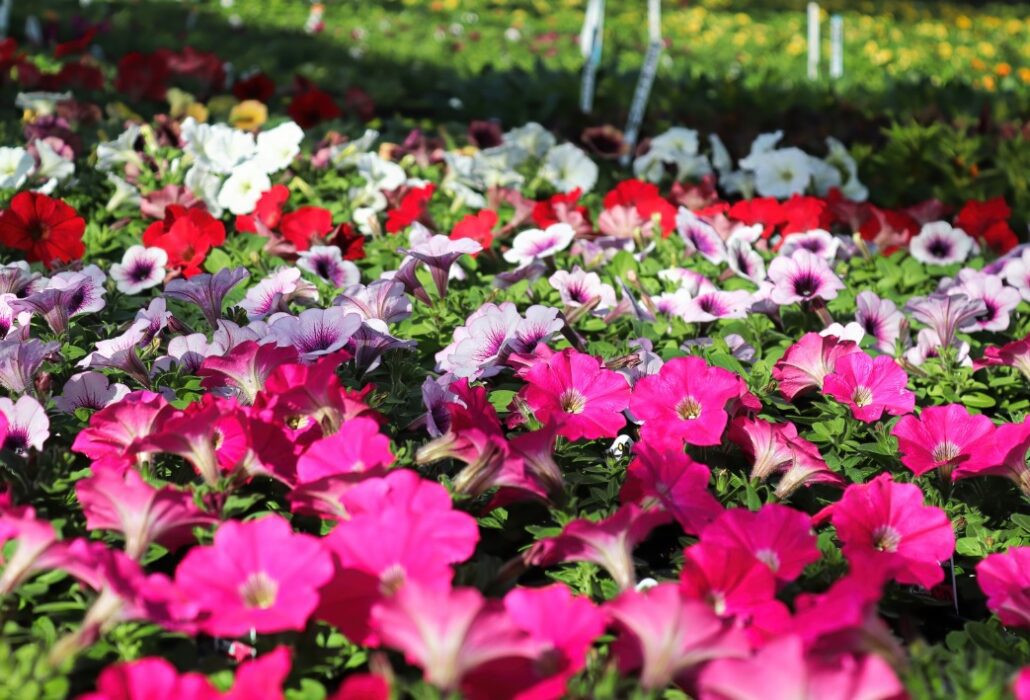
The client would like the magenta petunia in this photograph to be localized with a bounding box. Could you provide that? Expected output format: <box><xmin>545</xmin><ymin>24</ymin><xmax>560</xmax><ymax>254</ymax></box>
<box><xmin>828</xmin><ymin>474</ymin><xmax>954</xmax><ymax>588</ymax></box>
<box><xmin>772</xmin><ymin>332</ymin><xmax>861</xmax><ymax>401</ymax></box>
<box><xmin>822</xmin><ymin>352</ymin><xmax>915</xmax><ymax>423</ymax></box>
<box><xmin>620</xmin><ymin>441</ymin><xmax>723</xmax><ymax>535</ymax></box>
<box><xmin>891</xmin><ymin>404</ymin><xmax>996</xmax><ymax>478</ymax></box>
<box><xmin>700</xmin><ymin>504</ymin><xmax>820</xmax><ymax>581</ymax></box>
<box><xmin>78</xmin><ymin>657</ymin><xmax>220</xmax><ymax>700</ymax></box>
<box><xmin>952</xmin><ymin>416</ymin><xmax>1030</xmax><ymax>495</ymax></box>
<box><xmin>630</xmin><ymin>355</ymin><xmax>744</xmax><ymax>447</ymax></box>
<box><xmin>976</xmin><ymin>547</ymin><xmax>1030</xmax><ymax>628</ymax></box>
<box><xmin>174</xmin><ymin>515</ymin><xmax>333</xmax><ymax>636</ymax></box>
<box><xmin>521</xmin><ymin>348</ymin><xmax>631</xmax><ymax>441</ymax></box>
<box><xmin>679</xmin><ymin>541</ymin><xmax>778</xmax><ymax>619</ymax></box>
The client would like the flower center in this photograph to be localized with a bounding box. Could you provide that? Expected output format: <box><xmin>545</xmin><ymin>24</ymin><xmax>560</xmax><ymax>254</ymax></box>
<box><xmin>559</xmin><ymin>388</ymin><xmax>587</xmax><ymax>414</ymax></box>
<box><xmin>379</xmin><ymin>564</ymin><xmax>407</xmax><ymax>596</ymax></box>
<box><xmin>851</xmin><ymin>385</ymin><xmax>873</xmax><ymax>407</ymax></box>
<box><xmin>130</xmin><ymin>262</ymin><xmax>154</xmax><ymax>283</ymax></box>
<box><xmin>239</xmin><ymin>571</ymin><xmax>278</xmax><ymax>609</ymax></box>
<box><xmin>676</xmin><ymin>396</ymin><xmax>703</xmax><ymax>420</ymax></box>
<box><xmin>755</xmin><ymin>548</ymin><xmax>781</xmax><ymax>572</ymax></box>
<box><xmin>927</xmin><ymin>238</ymin><xmax>951</xmax><ymax>258</ymax></box>
<box><xmin>872</xmin><ymin>525</ymin><xmax>902</xmax><ymax>553</ymax></box>
<box><xmin>792</xmin><ymin>272</ymin><xmax>820</xmax><ymax>298</ymax></box>
<box><xmin>932</xmin><ymin>440</ymin><xmax>960</xmax><ymax>464</ymax></box>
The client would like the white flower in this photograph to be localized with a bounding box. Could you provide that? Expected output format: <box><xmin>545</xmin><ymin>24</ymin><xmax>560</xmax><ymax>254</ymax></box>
<box><xmin>353</xmin><ymin>206</ymin><xmax>380</xmax><ymax>235</ymax></box>
<box><xmin>95</xmin><ymin>125</ymin><xmax>141</xmax><ymax>171</ymax></box>
<box><xmin>356</xmin><ymin>152</ymin><xmax>406</xmax><ymax>192</ymax></box>
<box><xmin>184</xmin><ymin>164</ymin><xmax>224</xmax><ymax>217</ymax></box>
<box><xmin>820</xmin><ymin>322</ymin><xmax>865</xmax><ymax>343</ymax></box>
<box><xmin>643</xmin><ymin>127</ymin><xmax>713</xmax><ymax>180</ymax></box>
<box><xmin>110</xmin><ymin>246</ymin><xmax>168</xmax><ymax>295</ymax></box>
<box><xmin>650</xmin><ymin>127</ymin><xmax>700</xmax><ymax>157</ymax></box>
<box><xmin>780</xmin><ymin>229</ymin><xmax>840</xmax><ymax>261</ymax></box>
<box><xmin>539</xmin><ymin>143</ymin><xmax>598</xmax><ymax>194</ymax></box>
<box><xmin>181</xmin><ymin>117</ymin><xmax>256</xmax><ymax>174</ymax></box>
<box><xmin>739</xmin><ymin>130</ymin><xmax>784</xmax><ymax>168</ymax></box>
<box><xmin>105</xmin><ymin>173</ymin><xmax>141</xmax><ymax>211</ymax></box>
<box><xmin>709</xmin><ymin>133</ymin><xmax>734</xmax><ymax>175</ymax></box>
<box><xmin>825</xmin><ymin>137</ymin><xmax>868</xmax><ymax>202</ymax></box>
<box><xmin>32</xmin><ymin>139</ymin><xmax>74</xmax><ymax>188</ymax></box>
<box><xmin>750</xmin><ymin>148</ymin><xmax>813</xmax><ymax>198</ymax></box>
<box><xmin>0</xmin><ymin>147</ymin><xmax>34</xmax><ymax>189</ymax></box>
<box><xmin>216</xmin><ymin>165</ymin><xmax>271</xmax><ymax>215</ymax></box>
<box><xmin>15</xmin><ymin>91</ymin><xmax>71</xmax><ymax>116</ymax></box>
<box><xmin>329</xmin><ymin>129</ymin><xmax>379</xmax><ymax>169</ymax></box>
<box><xmin>503</xmin><ymin>122</ymin><xmax>555</xmax><ymax>159</ymax></box>
<box><xmin>808</xmin><ymin>156</ymin><xmax>842</xmax><ymax>196</ymax></box>
<box><xmin>909</xmin><ymin>222</ymin><xmax>974</xmax><ymax>266</ymax></box>
<box><xmin>549</xmin><ymin>266</ymin><xmax>617</xmax><ymax>313</ymax></box>
<box><xmin>252</xmin><ymin>121</ymin><xmax>304</xmax><ymax>173</ymax></box>
<box><xmin>503</xmin><ymin>223</ymin><xmax>575</xmax><ymax>267</ymax></box>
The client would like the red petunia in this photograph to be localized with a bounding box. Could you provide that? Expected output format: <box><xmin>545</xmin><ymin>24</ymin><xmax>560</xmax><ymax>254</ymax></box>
<box><xmin>54</xmin><ymin>26</ymin><xmax>98</xmax><ymax>59</ymax></box>
<box><xmin>450</xmin><ymin>209</ymin><xmax>497</xmax><ymax>254</ymax></box>
<box><xmin>0</xmin><ymin>191</ymin><xmax>85</xmax><ymax>267</ymax></box>
<box><xmin>142</xmin><ymin>205</ymin><xmax>225</xmax><ymax>277</ymax></box>
<box><xmin>603</xmin><ymin>179</ymin><xmax>660</xmax><ymax>209</ymax></box>
<box><xmin>385</xmin><ymin>184</ymin><xmax>435</xmax><ymax>234</ymax></box>
<box><xmin>235</xmin><ymin>184</ymin><xmax>289</xmax><ymax>233</ymax></box>
<box><xmin>280</xmin><ymin>207</ymin><xmax>334</xmax><ymax>251</ymax></box>
<box><xmin>288</xmin><ymin>87</ymin><xmax>341</xmax><ymax>129</ymax></box>
<box><xmin>728</xmin><ymin>197</ymin><xmax>787</xmax><ymax>239</ymax></box>
<box><xmin>328</xmin><ymin>222</ymin><xmax>366</xmax><ymax>261</ymax></box>
<box><xmin>115</xmin><ymin>51</ymin><xmax>169</xmax><ymax>102</ymax></box>
<box><xmin>956</xmin><ymin>196</ymin><xmax>1017</xmax><ymax>255</ymax></box>
<box><xmin>780</xmin><ymin>195</ymin><xmax>832</xmax><ymax>236</ymax></box>
<box><xmin>233</xmin><ymin>72</ymin><xmax>276</xmax><ymax>103</ymax></box>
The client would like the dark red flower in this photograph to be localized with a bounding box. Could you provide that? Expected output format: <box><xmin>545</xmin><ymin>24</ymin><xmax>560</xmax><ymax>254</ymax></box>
<box><xmin>344</xmin><ymin>86</ymin><xmax>375</xmax><ymax>122</ymax></box>
<box><xmin>288</xmin><ymin>88</ymin><xmax>341</xmax><ymax>129</ymax></box>
<box><xmin>327</xmin><ymin>222</ymin><xmax>366</xmax><ymax>261</ymax></box>
<box><xmin>164</xmin><ymin>47</ymin><xmax>225</xmax><ymax>94</ymax></box>
<box><xmin>236</xmin><ymin>185</ymin><xmax>289</xmax><ymax>233</ymax></box>
<box><xmin>468</xmin><ymin>120</ymin><xmax>503</xmax><ymax>149</ymax></box>
<box><xmin>280</xmin><ymin>207</ymin><xmax>334</xmax><ymax>251</ymax></box>
<box><xmin>728</xmin><ymin>197</ymin><xmax>787</xmax><ymax>239</ymax></box>
<box><xmin>53</xmin><ymin>60</ymin><xmax>104</xmax><ymax>91</ymax></box>
<box><xmin>385</xmin><ymin>184</ymin><xmax>435</xmax><ymax>234</ymax></box>
<box><xmin>233</xmin><ymin>72</ymin><xmax>276</xmax><ymax>103</ymax></box>
<box><xmin>115</xmin><ymin>51</ymin><xmax>169</xmax><ymax>102</ymax></box>
<box><xmin>450</xmin><ymin>209</ymin><xmax>498</xmax><ymax>254</ymax></box>
<box><xmin>780</xmin><ymin>195</ymin><xmax>832</xmax><ymax>236</ymax></box>
<box><xmin>142</xmin><ymin>205</ymin><xmax>225</xmax><ymax>277</ymax></box>
<box><xmin>54</xmin><ymin>26</ymin><xmax>97</xmax><ymax>59</ymax></box>
<box><xmin>957</xmin><ymin>197</ymin><xmax>1016</xmax><ymax>255</ymax></box>
<box><xmin>0</xmin><ymin>192</ymin><xmax>85</xmax><ymax>267</ymax></box>
<box><xmin>581</xmin><ymin>125</ymin><xmax>628</xmax><ymax>160</ymax></box>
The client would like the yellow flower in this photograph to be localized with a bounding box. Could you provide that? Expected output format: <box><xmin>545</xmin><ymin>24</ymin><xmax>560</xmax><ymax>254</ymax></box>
<box><xmin>229</xmin><ymin>100</ymin><xmax>268</xmax><ymax>131</ymax></box>
<box><xmin>184</xmin><ymin>102</ymin><xmax>209</xmax><ymax>123</ymax></box>
<box><xmin>971</xmin><ymin>57</ymin><xmax>986</xmax><ymax>71</ymax></box>
<box><xmin>956</xmin><ymin>15</ymin><xmax>972</xmax><ymax>30</ymax></box>
<box><xmin>1020</xmin><ymin>67</ymin><xmax>1030</xmax><ymax>84</ymax></box>
<box><xmin>982</xmin><ymin>75</ymin><xmax>996</xmax><ymax>91</ymax></box>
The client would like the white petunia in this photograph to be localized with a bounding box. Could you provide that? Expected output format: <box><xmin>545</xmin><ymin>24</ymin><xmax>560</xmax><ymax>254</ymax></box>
<box><xmin>32</xmin><ymin>139</ymin><xmax>74</xmax><ymax>191</ymax></box>
<box><xmin>909</xmin><ymin>222</ymin><xmax>975</xmax><ymax>266</ymax></box>
<box><xmin>181</xmin><ymin>117</ymin><xmax>256</xmax><ymax>174</ymax></box>
<box><xmin>216</xmin><ymin>165</ymin><xmax>271</xmax><ymax>215</ymax></box>
<box><xmin>503</xmin><ymin>223</ymin><xmax>576</xmax><ymax>267</ymax></box>
<box><xmin>184</xmin><ymin>164</ymin><xmax>224</xmax><ymax>217</ymax></box>
<box><xmin>750</xmin><ymin>148</ymin><xmax>813</xmax><ymax>199</ymax></box>
<box><xmin>356</xmin><ymin>152</ymin><xmax>406</xmax><ymax>192</ymax></box>
<box><xmin>105</xmin><ymin>173</ymin><xmax>141</xmax><ymax>211</ymax></box>
<box><xmin>503</xmin><ymin>122</ymin><xmax>555</xmax><ymax>159</ymax></box>
<box><xmin>252</xmin><ymin>121</ymin><xmax>304</xmax><ymax>173</ymax></box>
<box><xmin>539</xmin><ymin>143</ymin><xmax>598</xmax><ymax>194</ymax></box>
<box><xmin>329</xmin><ymin>129</ymin><xmax>379</xmax><ymax>169</ymax></box>
<box><xmin>95</xmin><ymin>125</ymin><xmax>142</xmax><ymax>171</ymax></box>
<box><xmin>15</xmin><ymin>91</ymin><xmax>71</xmax><ymax>116</ymax></box>
<box><xmin>0</xmin><ymin>147</ymin><xmax>34</xmax><ymax>189</ymax></box>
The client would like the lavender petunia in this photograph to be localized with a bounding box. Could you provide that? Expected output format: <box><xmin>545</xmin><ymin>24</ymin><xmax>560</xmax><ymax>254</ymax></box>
<box><xmin>347</xmin><ymin>319</ymin><xmax>417</xmax><ymax>373</ymax></box>
<box><xmin>779</xmin><ymin>229</ymin><xmax>839</xmax><ymax>261</ymax></box>
<box><xmin>110</xmin><ymin>246</ymin><xmax>168</xmax><ymax>295</ymax></box>
<box><xmin>401</xmin><ymin>233</ymin><xmax>481</xmax><ymax>299</ymax></box>
<box><xmin>53</xmin><ymin>372</ymin><xmax>130</xmax><ymax>413</ymax></box>
<box><xmin>240</xmin><ymin>268</ymin><xmax>319</xmax><ymax>320</ymax></box>
<box><xmin>0</xmin><ymin>338</ymin><xmax>60</xmax><ymax>394</ymax></box>
<box><xmin>0</xmin><ymin>395</ymin><xmax>49</xmax><ymax>452</ymax></box>
<box><xmin>297</xmin><ymin>246</ymin><xmax>361</xmax><ymax>288</ymax></box>
<box><xmin>153</xmin><ymin>334</ymin><xmax>227</xmax><ymax>374</ymax></box>
<box><xmin>905</xmin><ymin>292</ymin><xmax>986</xmax><ymax>349</ymax></box>
<box><xmin>334</xmin><ymin>279</ymin><xmax>412</xmax><ymax>324</ymax></box>
<box><xmin>268</xmin><ymin>307</ymin><xmax>362</xmax><ymax>361</ymax></box>
<box><xmin>676</xmin><ymin>208</ymin><xmax>726</xmax><ymax>264</ymax></box>
<box><xmin>943</xmin><ymin>270</ymin><xmax>1020</xmax><ymax>333</ymax></box>
<box><xmin>855</xmin><ymin>291</ymin><xmax>904</xmax><ymax>354</ymax></box>
<box><xmin>909</xmin><ymin>222</ymin><xmax>975</xmax><ymax>266</ymax></box>
<box><xmin>680</xmin><ymin>289</ymin><xmax>752</xmax><ymax>323</ymax></box>
<box><xmin>165</xmin><ymin>266</ymin><xmax>250</xmax><ymax>328</ymax></box>
<box><xmin>767</xmin><ymin>249</ymin><xmax>844</xmax><ymax>306</ymax></box>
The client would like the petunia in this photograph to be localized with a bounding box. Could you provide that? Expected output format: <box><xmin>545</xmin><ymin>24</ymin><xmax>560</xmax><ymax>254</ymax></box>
<box><xmin>239</xmin><ymin>267</ymin><xmax>319</xmax><ymax>320</ymax></box>
<box><xmin>891</xmin><ymin>404</ymin><xmax>996</xmax><ymax>478</ymax></box>
<box><xmin>174</xmin><ymin>515</ymin><xmax>333</xmax><ymax>636</ymax></box>
<box><xmin>620</xmin><ymin>441</ymin><xmax>723</xmax><ymax>535</ymax></box>
<box><xmin>503</xmin><ymin>223</ymin><xmax>575</xmax><ymax>268</ymax></box>
<box><xmin>0</xmin><ymin>395</ymin><xmax>49</xmax><ymax>453</ymax></box>
<box><xmin>71</xmin><ymin>390</ymin><xmax>172</xmax><ymax>463</ymax></box>
<box><xmin>0</xmin><ymin>146</ymin><xmax>34</xmax><ymax>188</ymax></box>
<box><xmin>748</xmin><ymin>147</ymin><xmax>813</xmax><ymax>199</ymax></box>
<box><xmin>676</xmin><ymin>208</ymin><xmax>727</xmax><ymax>264</ymax></box>
<box><xmin>1003</xmin><ymin>248</ymin><xmax>1030</xmax><ymax>302</ymax></box>
<box><xmin>252</xmin><ymin>120</ymin><xmax>305</xmax><ymax>173</ymax></box>
<box><xmin>953</xmin><ymin>417</ymin><xmax>1030</xmax><ymax>495</ymax></box>
<box><xmin>701</xmin><ymin>504</ymin><xmax>820</xmax><ymax>581</ymax></box>
<box><xmin>854</xmin><ymin>291</ymin><xmax>904</xmax><ymax>354</ymax></box>
<box><xmin>680</xmin><ymin>289</ymin><xmax>752</xmax><ymax>323</ymax></box>
<box><xmin>401</xmin><ymin>233</ymin><xmax>481</xmax><ymax>299</ymax></box>
<box><xmin>53</xmin><ymin>371</ymin><xmax>130</xmax><ymax>413</ymax></box>
<box><xmin>164</xmin><ymin>266</ymin><xmax>249</xmax><ymax>328</ymax></box>
<box><xmin>823</xmin><ymin>352</ymin><xmax>915</xmax><ymax>423</ymax></box>
<box><xmin>779</xmin><ymin>229</ymin><xmax>840</xmax><ymax>260</ymax></box>
<box><xmin>908</xmin><ymin>221</ymin><xmax>974</xmax><ymax>266</ymax></box>
<box><xmin>0</xmin><ymin>337</ymin><xmax>59</xmax><ymax>394</ymax></box>
<box><xmin>521</xmin><ymin>348</ymin><xmax>631</xmax><ymax>441</ymax></box>
<box><xmin>827</xmin><ymin>473</ymin><xmax>954</xmax><ymax>588</ymax></box>
<box><xmin>268</xmin><ymin>307</ymin><xmax>362</xmax><ymax>361</ymax></box>
<box><xmin>142</xmin><ymin>204</ymin><xmax>227</xmax><ymax>277</ymax></box>
<box><xmin>198</xmin><ymin>340</ymin><xmax>300</xmax><ymax>405</ymax></box>
<box><xmin>975</xmin><ymin>547</ymin><xmax>1030</xmax><ymax>628</ymax></box>
<box><xmin>773</xmin><ymin>436</ymin><xmax>844</xmax><ymax>499</ymax></box>
<box><xmin>630</xmin><ymin>355</ymin><xmax>744</xmax><ymax>447</ymax></box>
<box><xmin>944</xmin><ymin>270</ymin><xmax>1020</xmax><ymax>333</ymax></box>
<box><xmin>606</xmin><ymin>583</ymin><xmax>750</xmax><ymax>691</ymax></box>
<box><xmin>549</xmin><ymin>266</ymin><xmax>617</xmax><ymax>314</ymax></box>
<box><xmin>0</xmin><ymin>191</ymin><xmax>85</xmax><ymax>267</ymax></box>
<box><xmin>727</xmin><ymin>416</ymin><xmax>800</xmax><ymax>481</ymax></box>
<box><xmin>78</xmin><ymin>657</ymin><xmax>220</xmax><ymax>700</ymax></box>
<box><xmin>109</xmin><ymin>245</ymin><xmax>168</xmax><ymax>295</ymax></box>
<box><xmin>298</xmin><ymin>245</ymin><xmax>360</xmax><ymax>288</ymax></box>
<box><xmin>679</xmin><ymin>541</ymin><xmax>778</xmax><ymax>619</ymax></box>
<box><xmin>767</xmin><ymin>249</ymin><xmax>844</xmax><ymax>306</ymax></box>
<box><xmin>539</xmin><ymin>143</ymin><xmax>598</xmax><ymax>194</ymax></box>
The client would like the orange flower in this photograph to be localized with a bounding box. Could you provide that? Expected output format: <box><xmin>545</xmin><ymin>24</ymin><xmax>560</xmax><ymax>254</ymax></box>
<box><xmin>995</xmin><ymin>62</ymin><xmax>1012</xmax><ymax>77</ymax></box>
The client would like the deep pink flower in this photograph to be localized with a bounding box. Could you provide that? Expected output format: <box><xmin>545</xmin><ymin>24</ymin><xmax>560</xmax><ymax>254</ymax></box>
<box><xmin>774</xmin><ymin>435</ymin><xmax>845</xmax><ymax>499</ymax></box>
<box><xmin>976</xmin><ymin>547</ymin><xmax>1030</xmax><ymax>628</ymax></box>
<box><xmin>71</xmin><ymin>391</ymin><xmax>172</xmax><ymax>463</ymax></box>
<box><xmin>828</xmin><ymin>474</ymin><xmax>954</xmax><ymax>588</ymax></box>
<box><xmin>198</xmin><ymin>340</ymin><xmax>300</xmax><ymax>406</ymax></box>
<box><xmin>630</xmin><ymin>356</ymin><xmax>744</xmax><ymax>447</ymax></box>
<box><xmin>823</xmin><ymin>353</ymin><xmax>915</xmax><ymax>423</ymax></box>
<box><xmin>78</xmin><ymin>657</ymin><xmax>220</xmax><ymax>700</ymax></box>
<box><xmin>701</xmin><ymin>504</ymin><xmax>820</xmax><ymax>581</ymax></box>
<box><xmin>224</xmin><ymin>647</ymin><xmax>293</xmax><ymax>700</ymax></box>
<box><xmin>370</xmin><ymin>582</ymin><xmax>546</xmax><ymax>696</ymax></box>
<box><xmin>0</xmin><ymin>507</ymin><xmax>98</xmax><ymax>595</ymax></box>
<box><xmin>606</xmin><ymin>583</ymin><xmax>750</xmax><ymax>690</ymax></box>
<box><xmin>521</xmin><ymin>348</ymin><xmax>631</xmax><ymax>440</ymax></box>
<box><xmin>527</xmin><ymin>504</ymin><xmax>671</xmax><ymax>591</ymax></box>
<box><xmin>328</xmin><ymin>675</ymin><xmax>390</xmax><ymax>700</ymax></box>
<box><xmin>620</xmin><ymin>441</ymin><xmax>723</xmax><ymax>535</ymax></box>
<box><xmin>316</xmin><ymin>470</ymin><xmax>479</xmax><ymax>645</ymax></box>
<box><xmin>295</xmin><ymin>416</ymin><xmax>395</xmax><ymax>483</ymax></box>
<box><xmin>1016</xmin><ymin>668</ymin><xmax>1030</xmax><ymax>700</ymax></box>
<box><xmin>891</xmin><ymin>404</ymin><xmax>996</xmax><ymax>478</ymax></box>
<box><xmin>772</xmin><ymin>332</ymin><xmax>861</xmax><ymax>401</ymax></box>
<box><xmin>679</xmin><ymin>541</ymin><xmax>778</xmax><ymax>619</ymax></box>
<box><xmin>953</xmin><ymin>417</ymin><xmax>1030</xmax><ymax>495</ymax></box>
<box><xmin>174</xmin><ymin>515</ymin><xmax>333</xmax><ymax>636</ymax></box>
<box><xmin>75</xmin><ymin>469</ymin><xmax>215</xmax><ymax>559</ymax></box>
<box><xmin>727</xmin><ymin>417</ymin><xmax>800</xmax><ymax>481</ymax></box>
<box><xmin>698</xmin><ymin>635</ymin><xmax>905</xmax><ymax>700</ymax></box>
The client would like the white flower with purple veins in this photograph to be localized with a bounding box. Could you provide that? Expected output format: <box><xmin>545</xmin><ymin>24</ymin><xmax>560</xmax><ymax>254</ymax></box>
<box><xmin>510</xmin><ymin>305</ymin><xmax>563</xmax><ymax>354</ymax></box>
<box><xmin>436</xmin><ymin>302</ymin><xmax>562</xmax><ymax>379</ymax></box>
<box><xmin>298</xmin><ymin>246</ymin><xmax>361</xmax><ymax>288</ymax></box>
<box><xmin>652</xmin><ymin>289</ymin><xmax>693</xmax><ymax>318</ymax></box>
<box><xmin>680</xmin><ymin>289</ymin><xmax>753</xmax><ymax>323</ymax></box>
<box><xmin>504</xmin><ymin>223</ymin><xmax>575</xmax><ymax>267</ymax></box>
<box><xmin>945</xmin><ymin>270</ymin><xmax>1020</xmax><ymax>332</ymax></box>
<box><xmin>153</xmin><ymin>334</ymin><xmax>227</xmax><ymax>374</ymax></box>
<box><xmin>53</xmin><ymin>371</ymin><xmax>130</xmax><ymax>413</ymax></box>
<box><xmin>241</xmin><ymin>268</ymin><xmax>320</xmax><ymax>320</ymax></box>
<box><xmin>854</xmin><ymin>291</ymin><xmax>904</xmax><ymax>354</ymax></box>
<box><xmin>748</xmin><ymin>147</ymin><xmax>813</xmax><ymax>199</ymax></box>
<box><xmin>0</xmin><ymin>395</ymin><xmax>49</xmax><ymax>452</ymax></box>
<box><xmin>539</xmin><ymin>143</ymin><xmax>598</xmax><ymax>194</ymax></box>
<box><xmin>0</xmin><ymin>261</ymin><xmax>39</xmax><ymax>295</ymax></box>
<box><xmin>820</xmin><ymin>322</ymin><xmax>866</xmax><ymax>344</ymax></box>
<box><xmin>905</xmin><ymin>328</ymin><xmax>971</xmax><ymax>368</ymax></box>
<box><xmin>726</xmin><ymin>237</ymin><xmax>766</xmax><ymax>283</ymax></box>
<box><xmin>1003</xmin><ymin>248</ymin><xmax>1030</xmax><ymax>302</ymax></box>
<box><xmin>549</xmin><ymin>267</ymin><xmax>617</xmax><ymax>313</ymax></box>
<box><xmin>0</xmin><ymin>293</ymin><xmax>29</xmax><ymax>338</ymax></box>
<box><xmin>110</xmin><ymin>246</ymin><xmax>168</xmax><ymax>295</ymax></box>
<box><xmin>767</xmin><ymin>249</ymin><xmax>845</xmax><ymax>305</ymax></box>
<box><xmin>0</xmin><ymin>338</ymin><xmax>59</xmax><ymax>394</ymax></box>
<box><xmin>335</xmin><ymin>280</ymin><xmax>411</xmax><ymax>324</ymax></box>
<box><xmin>909</xmin><ymin>222</ymin><xmax>975</xmax><ymax>266</ymax></box>
<box><xmin>48</xmin><ymin>265</ymin><xmax>107</xmax><ymax>315</ymax></box>
<box><xmin>905</xmin><ymin>292</ymin><xmax>986</xmax><ymax>349</ymax></box>
<box><xmin>403</xmin><ymin>234</ymin><xmax>482</xmax><ymax>298</ymax></box>
<box><xmin>780</xmin><ymin>229</ymin><xmax>840</xmax><ymax>261</ymax></box>
<box><xmin>676</xmin><ymin>208</ymin><xmax>726</xmax><ymax>264</ymax></box>
<box><xmin>269</xmin><ymin>307</ymin><xmax>362</xmax><ymax>361</ymax></box>
<box><xmin>657</xmin><ymin>268</ymin><xmax>716</xmax><ymax>296</ymax></box>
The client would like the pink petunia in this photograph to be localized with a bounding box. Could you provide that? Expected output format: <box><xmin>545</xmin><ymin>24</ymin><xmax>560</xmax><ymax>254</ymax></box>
<box><xmin>952</xmin><ymin>416</ymin><xmax>1030</xmax><ymax>495</ymax></box>
<box><xmin>620</xmin><ymin>441</ymin><xmax>723</xmax><ymax>535</ymax></box>
<box><xmin>521</xmin><ymin>348</ymin><xmax>631</xmax><ymax>441</ymax></box>
<box><xmin>174</xmin><ymin>515</ymin><xmax>334</xmax><ymax>636</ymax></box>
<box><xmin>606</xmin><ymin>582</ymin><xmax>750</xmax><ymax>691</ymax></box>
<box><xmin>630</xmin><ymin>355</ymin><xmax>744</xmax><ymax>447</ymax></box>
<box><xmin>295</xmin><ymin>416</ymin><xmax>395</xmax><ymax>483</ymax></box>
<box><xmin>727</xmin><ymin>416</ymin><xmax>801</xmax><ymax>481</ymax></box>
<box><xmin>822</xmin><ymin>352</ymin><xmax>915</xmax><ymax>423</ymax></box>
<box><xmin>698</xmin><ymin>635</ymin><xmax>905</xmax><ymax>700</ymax></box>
<box><xmin>772</xmin><ymin>332</ymin><xmax>861</xmax><ymax>401</ymax></box>
<box><xmin>891</xmin><ymin>404</ymin><xmax>996</xmax><ymax>478</ymax></box>
<box><xmin>827</xmin><ymin>474</ymin><xmax>954</xmax><ymax>588</ymax></box>
<box><xmin>78</xmin><ymin>657</ymin><xmax>220</xmax><ymax>700</ymax></box>
<box><xmin>976</xmin><ymin>547</ymin><xmax>1030</xmax><ymax>628</ymax></box>
<box><xmin>679</xmin><ymin>541</ymin><xmax>778</xmax><ymax>619</ymax></box>
<box><xmin>700</xmin><ymin>504</ymin><xmax>820</xmax><ymax>581</ymax></box>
